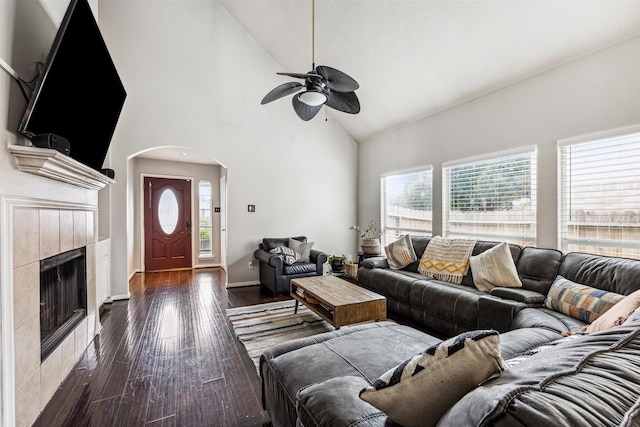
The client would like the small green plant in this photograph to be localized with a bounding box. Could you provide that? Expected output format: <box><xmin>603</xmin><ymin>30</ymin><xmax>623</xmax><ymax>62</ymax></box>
<box><xmin>327</xmin><ymin>254</ymin><xmax>347</xmax><ymax>264</ymax></box>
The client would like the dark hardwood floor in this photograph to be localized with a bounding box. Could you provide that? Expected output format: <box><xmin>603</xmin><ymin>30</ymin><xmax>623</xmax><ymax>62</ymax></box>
<box><xmin>33</xmin><ymin>268</ymin><xmax>289</xmax><ymax>427</ymax></box>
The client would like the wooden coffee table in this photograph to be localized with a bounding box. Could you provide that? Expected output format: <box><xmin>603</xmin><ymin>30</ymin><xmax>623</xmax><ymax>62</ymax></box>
<box><xmin>290</xmin><ymin>275</ymin><xmax>386</xmax><ymax>329</ymax></box>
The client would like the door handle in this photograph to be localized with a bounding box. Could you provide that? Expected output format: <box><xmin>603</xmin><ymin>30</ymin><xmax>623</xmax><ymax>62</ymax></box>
<box><xmin>186</xmin><ymin>220</ymin><xmax>192</xmax><ymax>233</ymax></box>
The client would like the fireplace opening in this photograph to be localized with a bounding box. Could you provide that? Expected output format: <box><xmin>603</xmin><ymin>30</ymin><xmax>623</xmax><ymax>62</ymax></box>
<box><xmin>40</xmin><ymin>247</ymin><xmax>87</xmax><ymax>361</ymax></box>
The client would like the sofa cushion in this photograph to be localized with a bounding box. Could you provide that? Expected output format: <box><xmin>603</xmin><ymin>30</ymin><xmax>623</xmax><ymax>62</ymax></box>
<box><xmin>585</xmin><ymin>288</ymin><xmax>640</xmax><ymax>333</ymax></box>
<box><xmin>384</xmin><ymin>234</ymin><xmax>417</xmax><ymax>270</ymax></box>
<box><xmin>515</xmin><ymin>246</ymin><xmax>563</xmax><ymax>295</ymax></box>
<box><xmin>359</xmin><ymin>330</ymin><xmax>505</xmax><ymax>427</ymax></box>
<box><xmin>262</xmin><ymin>236</ymin><xmax>306</xmax><ymax>251</ymax></box>
<box><xmin>270</xmin><ymin>246</ymin><xmax>300</xmax><ymax>265</ymax></box>
<box><xmin>558</xmin><ymin>251</ymin><xmax>640</xmax><ymax>296</ymax></box>
<box><xmin>470</xmin><ymin>241</ymin><xmax>522</xmax><ymax>292</ymax></box>
<box><xmin>288</xmin><ymin>238</ymin><xmax>314</xmax><ymax>262</ymax></box>
<box><xmin>437</xmin><ymin>325</ymin><xmax>640</xmax><ymax>427</ymax></box>
<box><xmin>545</xmin><ymin>275</ymin><xmax>624</xmax><ymax>323</ymax></box>
<box><xmin>512</xmin><ymin>307</ymin><xmax>586</xmax><ymax>334</ymax></box>
<box><xmin>260</xmin><ymin>322</ymin><xmax>441</xmax><ymax>427</ymax></box>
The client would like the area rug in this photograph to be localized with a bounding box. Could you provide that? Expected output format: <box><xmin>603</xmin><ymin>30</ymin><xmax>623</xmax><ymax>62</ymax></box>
<box><xmin>227</xmin><ymin>300</ymin><xmax>334</xmax><ymax>372</ymax></box>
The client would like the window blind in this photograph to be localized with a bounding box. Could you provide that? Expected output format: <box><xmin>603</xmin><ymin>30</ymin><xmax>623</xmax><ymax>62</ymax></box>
<box><xmin>558</xmin><ymin>130</ymin><xmax>640</xmax><ymax>259</ymax></box>
<box><xmin>443</xmin><ymin>148</ymin><xmax>537</xmax><ymax>245</ymax></box>
<box><xmin>381</xmin><ymin>167</ymin><xmax>433</xmax><ymax>244</ymax></box>
<box><xmin>198</xmin><ymin>180</ymin><xmax>212</xmax><ymax>257</ymax></box>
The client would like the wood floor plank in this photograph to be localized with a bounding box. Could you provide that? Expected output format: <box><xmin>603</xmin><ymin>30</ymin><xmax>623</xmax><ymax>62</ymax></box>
<box><xmin>33</xmin><ymin>268</ymin><xmax>284</xmax><ymax>427</ymax></box>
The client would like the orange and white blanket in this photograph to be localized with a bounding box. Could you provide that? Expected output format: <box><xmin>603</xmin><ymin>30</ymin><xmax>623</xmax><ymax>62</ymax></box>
<box><xmin>418</xmin><ymin>236</ymin><xmax>476</xmax><ymax>284</ymax></box>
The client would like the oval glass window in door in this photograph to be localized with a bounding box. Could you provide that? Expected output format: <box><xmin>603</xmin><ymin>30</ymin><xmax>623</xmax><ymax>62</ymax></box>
<box><xmin>158</xmin><ymin>189</ymin><xmax>179</xmax><ymax>234</ymax></box>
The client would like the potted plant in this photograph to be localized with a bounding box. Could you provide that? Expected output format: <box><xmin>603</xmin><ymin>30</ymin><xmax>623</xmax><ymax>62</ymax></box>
<box><xmin>327</xmin><ymin>254</ymin><xmax>347</xmax><ymax>273</ymax></box>
<box><xmin>360</xmin><ymin>219</ymin><xmax>382</xmax><ymax>255</ymax></box>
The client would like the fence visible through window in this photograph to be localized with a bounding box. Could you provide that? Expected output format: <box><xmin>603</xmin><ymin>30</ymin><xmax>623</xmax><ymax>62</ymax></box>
<box><xmin>443</xmin><ymin>148</ymin><xmax>537</xmax><ymax>246</ymax></box>
<box><xmin>559</xmin><ymin>129</ymin><xmax>640</xmax><ymax>260</ymax></box>
<box><xmin>381</xmin><ymin>168</ymin><xmax>433</xmax><ymax>245</ymax></box>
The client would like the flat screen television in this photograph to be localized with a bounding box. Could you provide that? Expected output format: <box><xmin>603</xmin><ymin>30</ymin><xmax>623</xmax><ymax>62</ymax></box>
<box><xmin>18</xmin><ymin>0</ymin><xmax>126</xmax><ymax>172</ymax></box>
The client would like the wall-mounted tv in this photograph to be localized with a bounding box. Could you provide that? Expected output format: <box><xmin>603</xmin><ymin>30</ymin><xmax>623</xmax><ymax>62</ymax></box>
<box><xmin>18</xmin><ymin>0</ymin><xmax>126</xmax><ymax>172</ymax></box>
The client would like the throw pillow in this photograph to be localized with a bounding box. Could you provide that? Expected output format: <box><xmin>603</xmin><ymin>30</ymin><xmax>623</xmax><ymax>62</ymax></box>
<box><xmin>584</xmin><ymin>288</ymin><xmax>640</xmax><ymax>333</ymax></box>
<box><xmin>545</xmin><ymin>275</ymin><xmax>625</xmax><ymax>323</ymax></box>
<box><xmin>269</xmin><ymin>246</ymin><xmax>300</xmax><ymax>265</ymax></box>
<box><xmin>288</xmin><ymin>238</ymin><xmax>314</xmax><ymax>263</ymax></box>
<box><xmin>359</xmin><ymin>330</ymin><xmax>506</xmax><ymax>427</ymax></box>
<box><xmin>469</xmin><ymin>242</ymin><xmax>522</xmax><ymax>292</ymax></box>
<box><xmin>384</xmin><ymin>235</ymin><xmax>417</xmax><ymax>270</ymax></box>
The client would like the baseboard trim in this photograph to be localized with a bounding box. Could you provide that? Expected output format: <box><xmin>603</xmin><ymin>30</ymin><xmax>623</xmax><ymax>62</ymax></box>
<box><xmin>226</xmin><ymin>281</ymin><xmax>260</xmax><ymax>288</ymax></box>
<box><xmin>110</xmin><ymin>293</ymin><xmax>131</xmax><ymax>301</ymax></box>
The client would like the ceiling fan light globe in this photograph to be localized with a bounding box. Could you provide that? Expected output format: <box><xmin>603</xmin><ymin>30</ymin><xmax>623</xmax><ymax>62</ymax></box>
<box><xmin>299</xmin><ymin>91</ymin><xmax>327</xmax><ymax>106</ymax></box>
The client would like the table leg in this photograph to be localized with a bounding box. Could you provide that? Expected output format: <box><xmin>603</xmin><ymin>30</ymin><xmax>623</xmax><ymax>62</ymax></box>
<box><xmin>294</xmin><ymin>300</ymin><xmax>299</xmax><ymax>314</ymax></box>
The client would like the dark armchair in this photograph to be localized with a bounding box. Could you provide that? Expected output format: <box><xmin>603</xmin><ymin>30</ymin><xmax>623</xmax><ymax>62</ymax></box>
<box><xmin>253</xmin><ymin>236</ymin><xmax>328</xmax><ymax>294</ymax></box>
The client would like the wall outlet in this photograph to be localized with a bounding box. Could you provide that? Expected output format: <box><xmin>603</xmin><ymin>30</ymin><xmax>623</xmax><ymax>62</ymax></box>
<box><xmin>249</xmin><ymin>260</ymin><xmax>254</xmax><ymax>269</ymax></box>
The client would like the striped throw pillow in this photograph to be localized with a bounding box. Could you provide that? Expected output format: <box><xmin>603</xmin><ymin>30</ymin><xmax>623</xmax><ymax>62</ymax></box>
<box><xmin>545</xmin><ymin>275</ymin><xmax>624</xmax><ymax>323</ymax></box>
<box><xmin>359</xmin><ymin>330</ymin><xmax>505</xmax><ymax>427</ymax></box>
<box><xmin>384</xmin><ymin>235</ymin><xmax>417</xmax><ymax>270</ymax></box>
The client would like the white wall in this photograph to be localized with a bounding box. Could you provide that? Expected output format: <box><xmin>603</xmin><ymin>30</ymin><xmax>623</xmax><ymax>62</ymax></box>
<box><xmin>358</xmin><ymin>36</ymin><xmax>640</xmax><ymax>250</ymax></box>
<box><xmin>0</xmin><ymin>0</ymin><xmax>96</xmax><ymax>207</ymax></box>
<box><xmin>131</xmin><ymin>157</ymin><xmax>222</xmax><ymax>271</ymax></box>
<box><xmin>99</xmin><ymin>0</ymin><xmax>358</xmax><ymax>293</ymax></box>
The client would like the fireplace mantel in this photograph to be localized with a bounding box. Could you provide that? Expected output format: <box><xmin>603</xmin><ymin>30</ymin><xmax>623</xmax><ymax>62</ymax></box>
<box><xmin>8</xmin><ymin>144</ymin><xmax>115</xmax><ymax>190</ymax></box>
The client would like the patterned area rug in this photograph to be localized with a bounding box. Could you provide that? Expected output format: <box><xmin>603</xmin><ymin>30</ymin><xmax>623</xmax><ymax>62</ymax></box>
<box><xmin>227</xmin><ymin>300</ymin><xmax>334</xmax><ymax>373</ymax></box>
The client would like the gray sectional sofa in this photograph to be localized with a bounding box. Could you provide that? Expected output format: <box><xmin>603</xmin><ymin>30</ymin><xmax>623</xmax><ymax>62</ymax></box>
<box><xmin>259</xmin><ymin>236</ymin><xmax>640</xmax><ymax>426</ymax></box>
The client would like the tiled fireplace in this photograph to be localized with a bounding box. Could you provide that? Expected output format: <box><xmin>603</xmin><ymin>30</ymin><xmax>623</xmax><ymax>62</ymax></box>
<box><xmin>8</xmin><ymin>201</ymin><xmax>99</xmax><ymax>427</ymax></box>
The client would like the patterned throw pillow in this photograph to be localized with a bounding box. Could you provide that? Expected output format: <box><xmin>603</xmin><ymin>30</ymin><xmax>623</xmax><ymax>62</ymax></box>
<box><xmin>584</xmin><ymin>288</ymin><xmax>640</xmax><ymax>333</ymax></box>
<box><xmin>545</xmin><ymin>275</ymin><xmax>625</xmax><ymax>323</ymax></box>
<box><xmin>288</xmin><ymin>238</ymin><xmax>314</xmax><ymax>262</ymax></box>
<box><xmin>469</xmin><ymin>241</ymin><xmax>522</xmax><ymax>292</ymax></box>
<box><xmin>384</xmin><ymin>235</ymin><xmax>417</xmax><ymax>270</ymax></box>
<box><xmin>269</xmin><ymin>246</ymin><xmax>300</xmax><ymax>265</ymax></box>
<box><xmin>359</xmin><ymin>330</ymin><xmax>506</xmax><ymax>427</ymax></box>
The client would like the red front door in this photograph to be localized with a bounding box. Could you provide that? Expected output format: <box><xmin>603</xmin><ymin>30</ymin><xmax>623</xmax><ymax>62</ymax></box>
<box><xmin>144</xmin><ymin>177</ymin><xmax>192</xmax><ymax>271</ymax></box>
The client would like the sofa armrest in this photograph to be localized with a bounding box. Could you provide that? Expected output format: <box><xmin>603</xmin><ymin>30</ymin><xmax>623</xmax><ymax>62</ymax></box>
<box><xmin>310</xmin><ymin>249</ymin><xmax>328</xmax><ymax>264</ymax></box>
<box><xmin>254</xmin><ymin>248</ymin><xmax>283</xmax><ymax>269</ymax></box>
<box><xmin>490</xmin><ymin>287</ymin><xmax>546</xmax><ymax>306</ymax></box>
<box><xmin>361</xmin><ymin>256</ymin><xmax>389</xmax><ymax>269</ymax></box>
<box><xmin>477</xmin><ymin>296</ymin><xmax>526</xmax><ymax>333</ymax></box>
<box><xmin>296</xmin><ymin>376</ymin><xmax>388</xmax><ymax>427</ymax></box>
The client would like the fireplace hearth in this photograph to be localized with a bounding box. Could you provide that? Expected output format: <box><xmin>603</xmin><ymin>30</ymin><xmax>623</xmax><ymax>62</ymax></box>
<box><xmin>40</xmin><ymin>247</ymin><xmax>87</xmax><ymax>361</ymax></box>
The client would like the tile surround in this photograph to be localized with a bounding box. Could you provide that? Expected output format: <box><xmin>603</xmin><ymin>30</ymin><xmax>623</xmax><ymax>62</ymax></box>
<box><xmin>11</xmin><ymin>205</ymin><xmax>98</xmax><ymax>426</ymax></box>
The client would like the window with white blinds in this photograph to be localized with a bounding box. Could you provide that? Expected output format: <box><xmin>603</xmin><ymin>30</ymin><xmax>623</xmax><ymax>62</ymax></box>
<box><xmin>443</xmin><ymin>148</ymin><xmax>537</xmax><ymax>245</ymax></box>
<box><xmin>558</xmin><ymin>129</ymin><xmax>640</xmax><ymax>259</ymax></box>
<box><xmin>381</xmin><ymin>167</ymin><xmax>433</xmax><ymax>244</ymax></box>
<box><xmin>198</xmin><ymin>180</ymin><xmax>212</xmax><ymax>257</ymax></box>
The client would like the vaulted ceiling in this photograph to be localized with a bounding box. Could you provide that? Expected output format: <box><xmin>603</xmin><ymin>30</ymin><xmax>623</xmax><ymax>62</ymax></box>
<box><xmin>218</xmin><ymin>0</ymin><xmax>640</xmax><ymax>143</ymax></box>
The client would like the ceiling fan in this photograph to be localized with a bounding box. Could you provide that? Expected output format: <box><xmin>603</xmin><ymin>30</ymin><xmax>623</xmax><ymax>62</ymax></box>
<box><xmin>260</xmin><ymin>0</ymin><xmax>360</xmax><ymax>121</ymax></box>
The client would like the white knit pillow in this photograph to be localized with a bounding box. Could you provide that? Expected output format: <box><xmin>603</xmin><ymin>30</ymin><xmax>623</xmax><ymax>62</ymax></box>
<box><xmin>469</xmin><ymin>242</ymin><xmax>522</xmax><ymax>292</ymax></box>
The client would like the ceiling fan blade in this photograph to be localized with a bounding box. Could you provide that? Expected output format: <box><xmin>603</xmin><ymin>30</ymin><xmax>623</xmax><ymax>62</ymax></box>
<box><xmin>277</xmin><ymin>72</ymin><xmax>322</xmax><ymax>80</ymax></box>
<box><xmin>292</xmin><ymin>95</ymin><xmax>323</xmax><ymax>121</ymax></box>
<box><xmin>315</xmin><ymin>66</ymin><xmax>359</xmax><ymax>92</ymax></box>
<box><xmin>261</xmin><ymin>82</ymin><xmax>304</xmax><ymax>105</ymax></box>
<box><xmin>325</xmin><ymin>91</ymin><xmax>360</xmax><ymax>114</ymax></box>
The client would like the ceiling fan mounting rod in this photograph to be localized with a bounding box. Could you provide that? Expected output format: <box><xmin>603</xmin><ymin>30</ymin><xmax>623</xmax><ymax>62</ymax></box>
<box><xmin>311</xmin><ymin>0</ymin><xmax>315</xmax><ymax>70</ymax></box>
